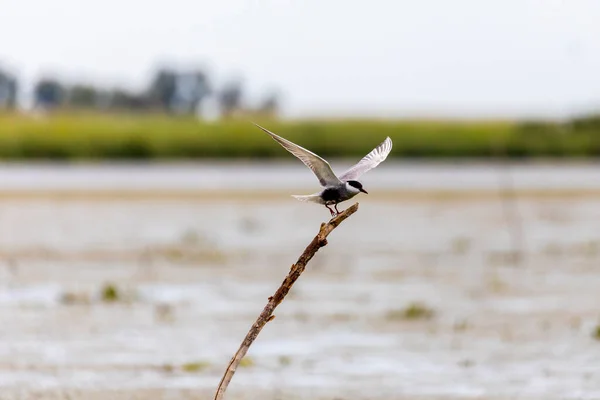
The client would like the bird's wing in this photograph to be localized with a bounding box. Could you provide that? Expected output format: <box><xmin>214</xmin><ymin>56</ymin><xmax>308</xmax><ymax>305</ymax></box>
<box><xmin>254</xmin><ymin>123</ymin><xmax>341</xmax><ymax>187</ymax></box>
<box><xmin>338</xmin><ymin>137</ymin><xmax>393</xmax><ymax>181</ymax></box>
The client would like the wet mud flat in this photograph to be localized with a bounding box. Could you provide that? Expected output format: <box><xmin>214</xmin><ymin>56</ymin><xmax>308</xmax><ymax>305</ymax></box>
<box><xmin>0</xmin><ymin>192</ymin><xmax>599</xmax><ymax>400</ymax></box>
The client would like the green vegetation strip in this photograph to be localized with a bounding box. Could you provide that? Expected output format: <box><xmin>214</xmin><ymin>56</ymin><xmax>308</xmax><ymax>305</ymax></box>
<box><xmin>1</xmin><ymin>113</ymin><xmax>600</xmax><ymax>160</ymax></box>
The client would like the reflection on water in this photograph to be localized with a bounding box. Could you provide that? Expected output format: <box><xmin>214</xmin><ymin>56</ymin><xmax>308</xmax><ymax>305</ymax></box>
<box><xmin>0</xmin><ymin>163</ymin><xmax>599</xmax><ymax>399</ymax></box>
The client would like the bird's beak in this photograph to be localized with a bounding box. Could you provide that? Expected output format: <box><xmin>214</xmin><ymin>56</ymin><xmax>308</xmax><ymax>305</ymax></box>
<box><xmin>360</xmin><ymin>188</ymin><xmax>368</xmax><ymax>194</ymax></box>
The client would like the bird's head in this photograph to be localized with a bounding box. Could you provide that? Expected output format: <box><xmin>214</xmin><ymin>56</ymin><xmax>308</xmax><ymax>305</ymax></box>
<box><xmin>346</xmin><ymin>180</ymin><xmax>368</xmax><ymax>194</ymax></box>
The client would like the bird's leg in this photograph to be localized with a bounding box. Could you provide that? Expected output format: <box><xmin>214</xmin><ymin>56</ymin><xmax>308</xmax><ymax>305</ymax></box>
<box><xmin>325</xmin><ymin>204</ymin><xmax>336</xmax><ymax>216</ymax></box>
<box><xmin>334</xmin><ymin>204</ymin><xmax>340</xmax><ymax>214</ymax></box>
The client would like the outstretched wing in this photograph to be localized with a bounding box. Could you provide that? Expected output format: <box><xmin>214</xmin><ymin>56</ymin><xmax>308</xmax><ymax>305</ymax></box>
<box><xmin>254</xmin><ymin>123</ymin><xmax>341</xmax><ymax>187</ymax></box>
<box><xmin>338</xmin><ymin>137</ymin><xmax>393</xmax><ymax>181</ymax></box>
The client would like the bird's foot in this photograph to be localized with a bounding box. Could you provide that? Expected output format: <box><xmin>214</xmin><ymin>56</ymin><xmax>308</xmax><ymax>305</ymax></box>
<box><xmin>326</xmin><ymin>204</ymin><xmax>337</xmax><ymax>217</ymax></box>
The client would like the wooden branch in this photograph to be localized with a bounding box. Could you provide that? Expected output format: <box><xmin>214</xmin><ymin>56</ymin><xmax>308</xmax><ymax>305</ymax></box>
<box><xmin>213</xmin><ymin>203</ymin><xmax>360</xmax><ymax>400</ymax></box>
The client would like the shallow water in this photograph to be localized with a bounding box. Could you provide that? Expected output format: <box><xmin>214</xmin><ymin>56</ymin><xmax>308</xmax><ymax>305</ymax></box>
<box><xmin>0</xmin><ymin>163</ymin><xmax>599</xmax><ymax>399</ymax></box>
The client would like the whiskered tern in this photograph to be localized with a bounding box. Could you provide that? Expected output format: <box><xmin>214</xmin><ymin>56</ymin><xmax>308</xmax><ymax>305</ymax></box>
<box><xmin>254</xmin><ymin>124</ymin><xmax>393</xmax><ymax>216</ymax></box>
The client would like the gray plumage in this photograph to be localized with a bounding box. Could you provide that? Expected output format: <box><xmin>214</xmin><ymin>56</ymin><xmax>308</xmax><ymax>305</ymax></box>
<box><xmin>254</xmin><ymin>123</ymin><xmax>393</xmax><ymax>216</ymax></box>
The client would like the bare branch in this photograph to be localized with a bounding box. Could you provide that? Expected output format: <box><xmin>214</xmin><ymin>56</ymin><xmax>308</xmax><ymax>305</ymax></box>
<box><xmin>213</xmin><ymin>203</ymin><xmax>360</xmax><ymax>400</ymax></box>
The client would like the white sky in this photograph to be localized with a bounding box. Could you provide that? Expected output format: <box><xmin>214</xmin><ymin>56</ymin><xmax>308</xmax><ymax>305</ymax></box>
<box><xmin>1</xmin><ymin>0</ymin><xmax>600</xmax><ymax>118</ymax></box>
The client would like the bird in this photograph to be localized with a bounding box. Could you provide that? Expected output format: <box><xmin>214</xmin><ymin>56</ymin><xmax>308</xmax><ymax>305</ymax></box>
<box><xmin>254</xmin><ymin>123</ymin><xmax>393</xmax><ymax>216</ymax></box>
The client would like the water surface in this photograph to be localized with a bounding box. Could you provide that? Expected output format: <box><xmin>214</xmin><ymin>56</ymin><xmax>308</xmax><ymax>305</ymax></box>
<box><xmin>0</xmin><ymin>163</ymin><xmax>598</xmax><ymax>399</ymax></box>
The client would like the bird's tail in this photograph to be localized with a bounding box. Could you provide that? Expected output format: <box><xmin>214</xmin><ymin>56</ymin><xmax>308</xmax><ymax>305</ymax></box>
<box><xmin>292</xmin><ymin>194</ymin><xmax>324</xmax><ymax>204</ymax></box>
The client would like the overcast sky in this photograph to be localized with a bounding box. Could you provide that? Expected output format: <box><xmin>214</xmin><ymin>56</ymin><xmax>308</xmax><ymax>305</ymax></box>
<box><xmin>1</xmin><ymin>0</ymin><xmax>599</xmax><ymax>118</ymax></box>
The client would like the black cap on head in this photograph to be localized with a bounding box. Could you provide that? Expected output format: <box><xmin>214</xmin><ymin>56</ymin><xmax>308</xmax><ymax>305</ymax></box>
<box><xmin>347</xmin><ymin>180</ymin><xmax>368</xmax><ymax>194</ymax></box>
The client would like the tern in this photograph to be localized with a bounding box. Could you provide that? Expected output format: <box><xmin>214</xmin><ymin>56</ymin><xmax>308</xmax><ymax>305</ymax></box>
<box><xmin>254</xmin><ymin>123</ymin><xmax>393</xmax><ymax>216</ymax></box>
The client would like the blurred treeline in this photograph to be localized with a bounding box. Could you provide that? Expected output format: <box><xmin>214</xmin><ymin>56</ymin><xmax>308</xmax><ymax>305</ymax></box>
<box><xmin>2</xmin><ymin>64</ymin><xmax>600</xmax><ymax>160</ymax></box>
<box><xmin>0</xmin><ymin>65</ymin><xmax>278</xmax><ymax>118</ymax></box>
